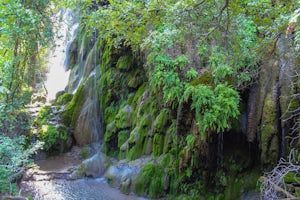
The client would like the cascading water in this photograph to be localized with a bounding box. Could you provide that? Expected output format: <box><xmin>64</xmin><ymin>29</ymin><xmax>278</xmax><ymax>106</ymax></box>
<box><xmin>44</xmin><ymin>9</ymin><xmax>78</xmax><ymax>101</ymax></box>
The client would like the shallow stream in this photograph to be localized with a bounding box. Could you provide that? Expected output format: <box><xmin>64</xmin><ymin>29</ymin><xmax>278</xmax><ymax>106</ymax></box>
<box><xmin>19</xmin><ymin>147</ymin><xmax>147</xmax><ymax>200</ymax></box>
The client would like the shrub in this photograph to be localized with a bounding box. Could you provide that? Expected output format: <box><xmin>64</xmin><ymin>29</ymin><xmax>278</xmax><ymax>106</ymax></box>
<box><xmin>38</xmin><ymin>125</ymin><xmax>67</xmax><ymax>151</ymax></box>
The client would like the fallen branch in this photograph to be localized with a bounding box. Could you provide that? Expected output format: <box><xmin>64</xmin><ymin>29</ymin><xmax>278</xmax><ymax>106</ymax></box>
<box><xmin>261</xmin><ymin>150</ymin><xmax>300</xmax><ymax>200</ymax></box>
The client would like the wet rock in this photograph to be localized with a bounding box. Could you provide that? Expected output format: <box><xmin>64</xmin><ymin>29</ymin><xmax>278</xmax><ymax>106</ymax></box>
<box><xmin>105</xmin><ymin>156</ymin><xmax>152</xmax><ymax>195</ymax></box>
<box><xmin>74</xmin><ymin>97</ymin><xmax>101</xmax><ymax>146</ymax></box>
<box><xmin>71</xmin><ymin>152</ymin><xmax>111</xmax><ymax>179</ymax></box>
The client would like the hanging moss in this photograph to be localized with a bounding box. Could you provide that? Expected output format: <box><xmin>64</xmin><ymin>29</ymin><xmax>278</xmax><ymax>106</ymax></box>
<box><xmin>189</xmin><ymin>71</ymin><xmax>213</xmax><ymax>86</ymax></box>
<box><xmin>126</xmin><ymin>114</ymin><xmax>152</xmax><ymax>160</ymax></box>
<box><xmin>116</xmin><ymin>55</ymin><xmax>133</xmax><ymax>70</ymax></box>
<box><xmin>118</xmin><ymin>130</ymin><xmax>130</xmax><ymax>148</ymax></box>
<box><xmin>38</xmin><ymin>124</ymin><xmax>67</xmax><ymax>152</ymax></box>
<box><xmin>104</xmin><ymin>105</ymin><xmax>118</xmax><ymax>124</ymax></box>
<box><xmin>115</xmin><ymin>105</ymin><xmax>133</xmax><ymax>129</ymax></box>
<box><xmin>104</xmin><ymin>121</ymin><xmax>117</xmax><ymax>143</ymax></box>
<box><xmin>131</xmin><ymin>83</ymin><xmax>147</xmax><ymax>124</ymax></box>
<box><xmin>100</xmin><ymin>41</ymin><xmax>112</xmax><ymax>72</ymax></box>
<box><xmin>56</xmin><ymin>93</ymin><xmax>73</xmax><ymax>105</ymax></box>
<box><xmin>127</xmin><ymin>69</ymin><xmax>144</xmax><ymax>89</ymax></box>
<box><xmin>223</xmin><ymin>176</ymin><xmax>243</xmax><ymax>200</ymax></box>
<box><xmin>134</xmin><ymin>163</ymin><xmax>165</xmax><ymax>198</ymax></box>
<box><xmin>260</xmin><ymin>94</ymin><xmax>279</xmax><ymax>166</ymax></box>
<box><xmin>153</xmin><ymin>133</ymin><xmax>164</xmax><ymax>157</ymax></box>
<box><xmin>61</xmin><ymin>84</ymin><xmax>86</xmax><ymax>128</ymax></box>
<box><xmin>164</xmin><ymin>121</ymin><xmax>176</xmax><ymax>153</ymax></box>
<box><xmin>153</xmin><ymin>109</ymin><xmax>170</xmax><ymax>133</ymax></box>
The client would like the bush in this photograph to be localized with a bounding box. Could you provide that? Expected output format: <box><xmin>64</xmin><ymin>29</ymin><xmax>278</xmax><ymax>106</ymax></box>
<box><xmin>37</xmin><ymin>125</ymin><xmax>67</xmax><ymax>151</ymax></box>
<box><xmin>0</xmin><ymin>135</ymin><xmax>42</xmax><ymax>195</ymax></box>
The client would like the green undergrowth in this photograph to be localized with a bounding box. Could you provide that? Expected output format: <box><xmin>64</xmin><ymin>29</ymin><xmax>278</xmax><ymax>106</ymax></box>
<box><xmin>38</xmin><ymin>125</ymin><xmax>67</xmax><ymax>152</ymax></box>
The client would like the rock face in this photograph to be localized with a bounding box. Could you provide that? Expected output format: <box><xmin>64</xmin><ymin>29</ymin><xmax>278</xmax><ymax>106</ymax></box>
<box><xmin>62</xmin><ymin>22</ymin><xmax>299</xmax><ymax>199</ymax></box>
<box><xmin>246</xmin><ymin>36</ymin><xmax>298</xmax><ymax>166</ymax></box>
<box><xmin>61</xmin><ymin>31</ymin><xmax>102</xmax><ymax>146</ymax></box>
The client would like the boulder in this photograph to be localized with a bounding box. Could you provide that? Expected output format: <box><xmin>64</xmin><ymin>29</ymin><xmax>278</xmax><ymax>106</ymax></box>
<box><xmin>71</xmin><ymin>152</ymin><xmax>111</xmax><ymax>179</ymax></box>
<box><xmin>105</xmin><ymin>156</ymin><xmax>152</xmax><ymax>194</ymax></box>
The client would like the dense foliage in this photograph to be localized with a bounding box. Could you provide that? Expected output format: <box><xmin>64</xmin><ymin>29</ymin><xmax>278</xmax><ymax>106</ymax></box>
<box><xmin>61</xmin><ymin>0</ymin><xmax>299</xmax><ymax>137</ymax></box>
<box><xmin>1</xmin><ymin>0</ymin><xmax>300</xmax><ymax>198</ymax></box>
<box><xmin>58</xmin><ymin>0</ymin><xmax>300</xmax><ymax>198</ymax></box>
<box><xmin>0</xmin><ymin>0</ymin><xmax>54</xmax><ymax>195</ymax></box>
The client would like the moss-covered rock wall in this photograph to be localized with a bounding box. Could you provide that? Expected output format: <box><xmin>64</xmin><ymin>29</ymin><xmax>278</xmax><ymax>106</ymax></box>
<box><xmin>61</xmin><ymin>26</ymin><xmax>299</xmax><ymax>198</ymax></box>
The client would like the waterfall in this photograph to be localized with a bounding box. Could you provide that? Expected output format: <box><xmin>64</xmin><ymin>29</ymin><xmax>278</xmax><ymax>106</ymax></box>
<box><xmin>44</xmin><ymin>9</ymin><xmax>78</xmax><ymax>101</ymax></box>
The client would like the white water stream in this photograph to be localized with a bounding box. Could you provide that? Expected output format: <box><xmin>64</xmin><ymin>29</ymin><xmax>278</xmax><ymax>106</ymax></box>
<box><xmin>45</xmin><ymin>9</ymin><xmax>78</xmax><ymax>101</ymax></box>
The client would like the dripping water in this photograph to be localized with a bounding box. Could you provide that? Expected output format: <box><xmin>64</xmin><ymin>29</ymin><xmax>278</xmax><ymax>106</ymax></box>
<box><xmin>217</xmin><ymin>132</ymin><xmax>224</xmax><ymax>168</ymax></box>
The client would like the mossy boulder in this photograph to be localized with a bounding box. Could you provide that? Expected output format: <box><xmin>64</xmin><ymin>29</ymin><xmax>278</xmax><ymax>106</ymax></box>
<box><xmin>115</xmin><ymin>105</ymin><xmax>133</xmax><ymax>129</ymax></box>
<box><xmin>56</xmin><ymin>93</ymin><xmax>73</xmax><ymax>105</ymax></box>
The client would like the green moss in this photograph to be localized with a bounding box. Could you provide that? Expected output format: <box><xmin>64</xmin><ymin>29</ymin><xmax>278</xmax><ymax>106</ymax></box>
<box><xmin>133</xmin><ymin>83</ymin><xmax>146</xmax><ymax>101</ymax></box>
<box><xmin>116</xmin><ymin>55</ymin><xmax>133</xmax><ymax>70</ymax></box>
<box><xmin>115</xmin><ymin>105</ymin><xmax>133</xmax><ymax>129</ymax></box>
<box><xmin>134</xmin><ymin>164</ymin><xmax>165</xmax><ymax>198</ymax></box>
<box><xmin>138</xmin><ymin>114</ymin><xmax>152</xmax><ymax>136</ymax></box>
<box><xmin>222</xmin><ymin>171</ymin><xmax>260</xmax><ymax>200</ymax></box>
<box><xmin>104</xmin><ymin>105</ymin><xmax>117</xmax><ymax>124</ymax></box>
<box><xmin>34</xmin><ymin>105</ymin><xmax>52</xmax><ymax>127</ymax></box>
<box><xmin>153</xmin><ymin>109</ymin><xmax>170</xmax><ymax>133</ymax></box>
<box><xmin>127</xmin><ymin>69</ymin><xmax>143</xmax><ymax>89</ymax></box>
<box><xmin>224</xmin><ymin>177</ymin><xmax>243</xmax><ymax>200</ymax></box>
<box><xmin>104</xmin><ymin>121</ymin><xmax>117</xmax><ymax>143</ymax></box>
<box><xmin>100</xmin><ymin>41</ymin><xmax>112</xmax><ymax>72</ymax></box>
<box><xmin>56</xmin><ymin>93</ymin><xmax>73</xmax><ymax>105</ymax></box>
<box><xmin>164</xmin><ymin>120</ymin><xmax>176</xmax><ymax>153</ymax></box>
<box><xmin>260</xmin><ymin>94</ymin><xmax>278</xmax><ymax>165</ymax></box>
<box><xmin>153</xmin><ymin>133</ymin><xmax>164</xmax><ymax>157</ymax></box>
<box><xmin>61</xmin><ymin>84</ymin><xmax>86</xmax><ymax>127</ymax></box>
<box><xmin>38</xmin><ymin>124</ymin><xmax>67</xmax><ymax>151</ymax></box>
<box><xmin>189</xmin><ymin>71</ymin><xmax>213</xmax><ymax>86</ymax></box>
<box><xmin>127</xmin><ymin>144</ymin><xmax>144</xmax><ymax>160</ymax></box>
<box><xmin>118</xmin><ymin>130</ymin><xmax>130</xmax><ymax>148</ymax></box>
<box><xmin>81</xmin><ymin>147</ymin><xmax>90</xmax><ymax>159</ymax></box>
<box><xmin>126</xmin><ymin>114</ymin><xmax>152</xmax><ymax>160</ymax></box>
<box><xmin>126</xmin><ymin>93</ymin><xmax>135</xmax><ymax>106</ymax></box>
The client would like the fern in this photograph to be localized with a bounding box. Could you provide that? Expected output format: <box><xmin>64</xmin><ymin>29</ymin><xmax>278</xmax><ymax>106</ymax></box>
<box><xmin>183</xmin><ymin>84</ymin><xmax>240</xmax><ymax>137</ymax></box>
